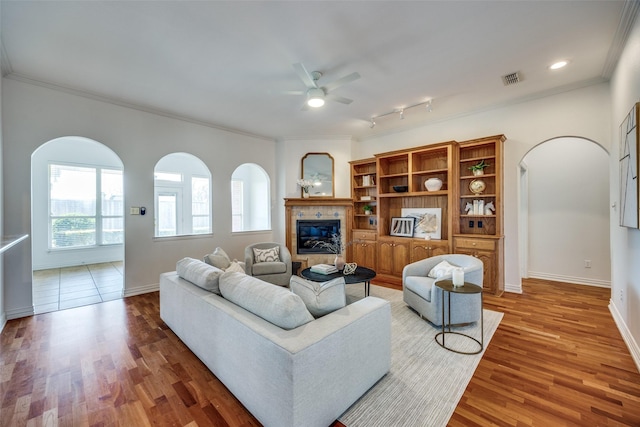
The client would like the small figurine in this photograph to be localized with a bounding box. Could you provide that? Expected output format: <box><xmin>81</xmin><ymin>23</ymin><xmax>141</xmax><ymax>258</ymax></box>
<box><xmin>484</xmin><ymin>201</ymin><xmax>496</xmax><ymax>215</ymax></box>
<box><xmin>465</xmin><ymin>202</ymin><xmax>473</xmax><ymax>214</ymax></box>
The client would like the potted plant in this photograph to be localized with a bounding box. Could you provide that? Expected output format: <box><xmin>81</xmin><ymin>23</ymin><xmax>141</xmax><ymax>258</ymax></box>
<box><xmin>469</xmin><ymin>159</ymin><xmax>490</xmax><ymax>176</ymax></box>
<box><xmin>363</xmin><ymin>204</ymin><xmax>373</xmax><ymax>215</ymax></box>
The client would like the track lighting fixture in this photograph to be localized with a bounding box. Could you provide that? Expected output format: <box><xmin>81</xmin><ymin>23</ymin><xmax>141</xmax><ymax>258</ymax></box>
<box><xmin>368</xmin><ymin>98</ymin><xmax>433</xmax><ymax>129</ymax></box>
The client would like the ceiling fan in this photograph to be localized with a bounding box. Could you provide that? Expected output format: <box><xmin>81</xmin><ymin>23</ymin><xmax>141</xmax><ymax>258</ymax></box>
<box><xmin>286</xmin><ymin>62</ymin><xmax>361</xmax><ymax>110</ymax></box>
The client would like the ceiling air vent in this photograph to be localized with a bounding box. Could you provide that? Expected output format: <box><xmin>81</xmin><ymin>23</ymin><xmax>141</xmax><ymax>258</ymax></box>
<box><xmin>502</xmin><ymin>72</ymin><xmax>521</xmax><ymax>86</ymax></box>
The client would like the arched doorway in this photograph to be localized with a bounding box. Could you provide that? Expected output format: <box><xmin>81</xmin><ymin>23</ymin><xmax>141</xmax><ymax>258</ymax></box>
<box><xmin>518</xmin><ymin>137</ymin><xmax>610</xmax><ymax>287</ymax></box>
<box><xmin>31</xmin><ymin>137</ymin><xmax>125</xmax><ymax>313</ymax></box>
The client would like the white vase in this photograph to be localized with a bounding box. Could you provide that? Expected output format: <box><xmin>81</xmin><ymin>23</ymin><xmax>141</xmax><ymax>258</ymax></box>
<box><xmin>472</xmin><ymin>169</ymin><xmax>484</xmax><ymax>176</ymax></box>
<box><xmin>334</xmin><ymin>254</ymin><xmax>345</xmax><ymax>271</ymax></box>
<box><xmin>424</xmin><ymin>178</ymin><xmax>443</xmax><ymax>191</ymax></box>
<box><xmin>303</xmin><ymin>191</ymin><xmax>310</xmax><ymax>198</ymax></box>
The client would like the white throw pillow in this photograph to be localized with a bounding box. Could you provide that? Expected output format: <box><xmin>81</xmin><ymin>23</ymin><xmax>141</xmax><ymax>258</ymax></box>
<box><xmin>427</xmin><ymin>260</ymin><xmax>459</xmax><ymax>279</ymax></box>
<box><xmin>176</xmin><ymin>257</ymin><xmax>224</xmax><ymax>294</ymax></box>
<box><xmin>219</xmin><ymin>272</ymin><xmax>313</xmax><ymax>330</ymax></box>
<box><xmin>290</xmin><ymin>275</ymin><xmax>346</xmax><ymax>318</ymax></box>
<box><xmin>204</xmin><ymin>247</ymin><xmax>232</xmax><ymax>270</ymax></box>
<box><xmin>253</xmin><ymin>246</ymin><xmax>280</xmax><ymax>263</ymax></box>
<box><xmin>225</xmin><ymin>260</ymin><xmax>245</xmax><ymax>273</ymax></box>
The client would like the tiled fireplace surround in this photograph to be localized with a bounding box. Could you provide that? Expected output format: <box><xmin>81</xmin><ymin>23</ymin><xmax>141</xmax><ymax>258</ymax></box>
<box><xmin>284</xmin><ymin>198</ymin><xmax>354</xmax><ymax>270</ymax></box>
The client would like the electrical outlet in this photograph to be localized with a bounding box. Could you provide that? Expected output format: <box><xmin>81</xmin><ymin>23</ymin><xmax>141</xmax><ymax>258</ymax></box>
<box><xmin>584</xmin><ymin>259</ymin><xmax>591</xmax><ymax>268</ymax></box>
<box><xmin>619</xmin><ymin>289</ymin><xmax>624</xmax><ymax>302</ymax></box>
<box><xmin>469</xmin><ymin>220</ymin><xmax>474</xmax><ymax>228</ymax></box>
<box><xmin>478</xmin><ymin>220</ymin><xmax>483</xmax><ymax>228</ymax></box>
<box><xmin>130</xmin><ymin>207</ymin><xmax>140</xmax><ymax>215</ymax></box>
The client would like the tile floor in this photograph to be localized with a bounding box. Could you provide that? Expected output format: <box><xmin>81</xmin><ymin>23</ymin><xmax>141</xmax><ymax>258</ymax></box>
<box><xmin>32</xmin><ymin>261</ymin><xmax>124</xmax><ymax>314</ymax></box>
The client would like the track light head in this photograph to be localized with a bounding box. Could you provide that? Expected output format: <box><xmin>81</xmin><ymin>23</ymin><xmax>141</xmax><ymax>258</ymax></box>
<box><xmin>426</xmin><ymin>99</ymin><xmax>433</xmax><ymax>112</ymax></box>
<box><xmin>370</xmin><ymin>119</ymin><xmax>376</xmax><ymax>128</ymax></box>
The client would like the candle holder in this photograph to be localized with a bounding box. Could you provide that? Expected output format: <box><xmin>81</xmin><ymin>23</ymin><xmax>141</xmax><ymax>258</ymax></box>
<box><xmin>452</xmin><ymin>267</ymin><xmax>465</xmax><ymax>287</ymax></box>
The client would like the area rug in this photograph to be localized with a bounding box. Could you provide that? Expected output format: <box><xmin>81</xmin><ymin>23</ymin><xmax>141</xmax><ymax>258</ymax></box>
<box><xmin>338</xmin><ymin>284</ymin><xmax>503</xmax><ymax>427</ymax></box>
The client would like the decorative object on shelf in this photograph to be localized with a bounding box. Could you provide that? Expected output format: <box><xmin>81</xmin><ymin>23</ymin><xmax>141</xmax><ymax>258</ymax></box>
<box><xmin>334</xmin><ymin>254</ymin><xmax>346</xmax><ymax>271</ymax></box>
<box><xmin>297</xmin><ymin>179</ymin><xmax>313</xmax><ymax>198</ymax></box>
<box><xmin>362</xmin><ymin>175</ymin><xmax>375</xmax><ymax>186</ymax></box>
<box><xmin>390</xmin><ymin>217</ymin><xmax>415</xmax><ymax>237</ymax></box>
<box><xmin>301</xmin><ymin>152</ymin><xmax>334</xmax><ymax>198</ymax></box>
<box><xmin>424</xmin><ymin>177</ymin><xmax>443</xmax><ymax>191</ymax></box>
<box><xmin>360</xmin><ymin>195</ymin><xmax>373</xmax><ymax>201</ymax></box>
<box><xmin>465</xmin><ymin>202</ymin><xmax>473</xmax><ymax>214</ymax></box>
<box><xmin>343</xmin><ymin>262</ymin><xmax>358</xmax><ymax>275</ymax></box>
<box><xmin>363</xmin><ymin>205</ymin><xmax>373</xmax><ymax>215</ymax></box>
<box><xmin>484</xmin><ymin>201</ymin><xmax>496</xmax><ymax>215</ymax></box>
<box><xmin>401</xmin><ymin>208</ymin><xmax>442</xmax><ymax>240</ymax></box>
<box><xmin>393</xmin><ymin>185</ymin><xmax>408</xmax><ymax>193</ymax></box>
<box><xmin>452</xmin><ymin>267</ymin><xmax>465</xmax><ymax>287</ymax></box>
<box><xmin>469</xmin><ymin>159</ymin><xmax>490</xmax><ymax>176</ymax></box>
<box><xmin>469</xmin><ymin>179</ymin><xmax>486</xmax><ymax>195</ymax></box>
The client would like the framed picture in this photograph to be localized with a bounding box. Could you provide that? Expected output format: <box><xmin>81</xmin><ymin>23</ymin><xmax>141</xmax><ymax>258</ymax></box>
<box><xmin>401</xmin><ymin>208</ymin><xmax>442</xmax><ymax>239</ymax></box>
<box><xmin>620</xmin><ymin>102</ymin><xmax>640</xmax><ymax>228</ymax></box>
<box><xmin>390</xmin><ymin>217</ymin><xmax>415</xmax><ymax>237</ymax></box>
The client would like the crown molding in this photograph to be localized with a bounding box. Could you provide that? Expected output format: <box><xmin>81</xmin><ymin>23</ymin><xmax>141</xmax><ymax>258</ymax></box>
<box><xmin>601</xmin><ymin>0</ymin><xmax>640</xmax><ymax>79</ymax></box>
<box><xmin>5</xmin><ymin>72</ymin><xmax>274</xmax><ymax>142</ymax></box>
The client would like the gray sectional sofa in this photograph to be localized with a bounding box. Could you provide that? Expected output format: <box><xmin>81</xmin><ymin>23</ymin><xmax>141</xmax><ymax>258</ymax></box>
<box><xmin>159</xmin><ymin>266</ymin><xmax>391</xmax><ymax>427</ymax></box>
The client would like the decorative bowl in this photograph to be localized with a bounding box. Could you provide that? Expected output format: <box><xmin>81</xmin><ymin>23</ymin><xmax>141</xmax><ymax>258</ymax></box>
<box><xmin>393</xmin><ymin>185</ymin><xmax>408</xmax><ymax>193</ymax></box>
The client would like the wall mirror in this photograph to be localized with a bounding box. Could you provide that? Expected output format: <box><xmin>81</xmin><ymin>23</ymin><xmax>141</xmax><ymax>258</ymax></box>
<box><xmin>301</xmin><ymin>152</ymin><xmax>334</xmax><ymax>198</ymax></box>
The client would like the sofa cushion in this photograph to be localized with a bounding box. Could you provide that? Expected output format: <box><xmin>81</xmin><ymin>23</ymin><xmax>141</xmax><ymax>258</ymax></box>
<box><xmin>226</xmin><ymin>260</ymin><xmax>246</xmax><ymax>273</ymax></box>
<box><xmin>253</xmin><ymin>246</ymin><xmax>280</xmax><ymax>263</ymax></box>
<box><xmin>176</xmin><ymin>257</ymin><xmax>224</xmax><ymax>294</ymax></box>
<box><xmin>204</xmin><ymin>247</ymin><xmax>232</xmax><ymax>270</ymax></box>
<box><xmin>427</xmin><ymin>260</ymin><xmax>459</xmax><ymax>279</ymax></box>
<box><xmin>252</xmin><ymin>261</ymin><xmax>286</xmax><ymax>275</ymax></box>
<box><xmin>219</xmin><ymin>272</ymin><xmax>313</xmax><ymax>330</ymax></box>
<box><xmin>289</xmin><ymin>276</ymin><xmax>346</xmax><ymax>318</ymax></box>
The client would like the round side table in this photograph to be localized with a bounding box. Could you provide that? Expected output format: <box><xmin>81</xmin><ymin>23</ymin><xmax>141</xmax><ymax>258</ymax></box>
<box><xmin>434</xmin><ymin>279</ymin><xmax>483</xmax><ymax>355</ymax></box>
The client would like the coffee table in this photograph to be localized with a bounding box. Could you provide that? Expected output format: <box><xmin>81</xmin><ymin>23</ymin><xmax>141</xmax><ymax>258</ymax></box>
<box><xmin>434</xmin><ymin>279</ymin><xmax>483</xmax><ymax>355</ymax></box>
<box><xmin>301</xmin><ymin>266</ymin><xmax>376</xmax><ymax>297</ymax></box>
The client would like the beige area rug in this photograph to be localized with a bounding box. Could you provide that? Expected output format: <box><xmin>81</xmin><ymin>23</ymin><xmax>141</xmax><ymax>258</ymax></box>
<box><xmin>339</xmin><ymin>284</ymin><xmax>503</xmax><ymax>427</ymax></box>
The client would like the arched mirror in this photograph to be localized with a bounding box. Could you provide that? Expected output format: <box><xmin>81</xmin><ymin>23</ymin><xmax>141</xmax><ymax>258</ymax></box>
<box><xmin>301</xmin><ymin>152</ymin><xmax>334</xmax><ymax>198</ymax></box>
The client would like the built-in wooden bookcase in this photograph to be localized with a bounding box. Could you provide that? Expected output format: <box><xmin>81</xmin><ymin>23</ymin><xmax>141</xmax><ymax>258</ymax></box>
<box><xmin>454</xmin><ymin>135</ymin><xmax>505</xmax><ymax>295</ymax></box>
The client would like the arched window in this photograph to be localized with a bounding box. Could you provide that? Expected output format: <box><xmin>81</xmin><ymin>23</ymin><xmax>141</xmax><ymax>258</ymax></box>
<box><xmin>231</xmin><ymin>163</ymin><xmax>270</xmax><ymax>232</ymax></box>
<box><xmin>154</xmin><ymin>153</ymin><xmax>212</xmax><ymax>237</ymax></box>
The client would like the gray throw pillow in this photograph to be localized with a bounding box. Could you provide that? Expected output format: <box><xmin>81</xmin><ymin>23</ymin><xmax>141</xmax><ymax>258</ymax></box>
<box><xmin>253</xmin><ymin>246</ymin><xmax>280</xmax><ymax>263</ymax></box>
<box><xmin>204</xmin><ymin>247</ymin><xmax>231</xmax><ymax>270</ymax></box>
<box><xmin>176</xmin><ymin>257</ymin><xmax>224</xmax><ymax>294</ymax></box>
<box><xmin>290</xmin><ymin>275</ymin><xmax>346</xmax><ymax>317</ymax></box>
<box><xmin>220</xmin><ymin>272</ymin><xmax>313</xmax><ymax>330</ymax></box>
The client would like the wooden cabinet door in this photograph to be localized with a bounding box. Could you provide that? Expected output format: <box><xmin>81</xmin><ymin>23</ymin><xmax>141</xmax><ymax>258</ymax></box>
<box><xmin>377</xmin><ymin>240</ymin><xmax>395</xmax><ymax>276</ymax></box>
<box><xmin>411</xmin><ymin>240</ymin><xmax>449</xmax><ymax>262</ymax></box>
<box><xmin>391</xmin><ymin>240</ymin><xmax>410</xmax><ymax>276</ymax></box>
<box><xmin>378</xmin><ymin>239</ymin><xmax>409</xmax><ymax>276</ymax></box>
<box><xmin>453</xmin><ymin>248</ymin><xmax>496</xmax><ymax>294</ymax></box>
<box><xmin>352</xmin><ymin>241</ymin><xmax>377</xmax><ymax>270</ymax></box>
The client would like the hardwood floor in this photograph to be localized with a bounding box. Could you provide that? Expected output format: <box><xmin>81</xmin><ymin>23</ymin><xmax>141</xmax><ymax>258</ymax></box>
<box><xmin>1</xmin><ymin>278</ymin><xmax>638</xmax><ymax>426</ymax></box>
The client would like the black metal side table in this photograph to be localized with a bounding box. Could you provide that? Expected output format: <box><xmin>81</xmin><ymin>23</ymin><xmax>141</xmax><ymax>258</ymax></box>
<box><xmin>434</xmin><ymin>279</ymin><xmax>483</xmax><ymax>355</ymax></box>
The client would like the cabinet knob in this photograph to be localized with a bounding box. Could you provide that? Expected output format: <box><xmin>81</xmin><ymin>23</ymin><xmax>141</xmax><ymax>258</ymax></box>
<box><xmin>472</xmin><ymin>242</ymin><xmax>476</xmax><ymax>246</ymax></box>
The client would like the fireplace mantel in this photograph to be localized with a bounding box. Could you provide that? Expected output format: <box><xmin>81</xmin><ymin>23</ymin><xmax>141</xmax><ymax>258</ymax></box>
<box><xmin>284</xmin><ymin>198</ymin><xmax>354</xmax><ymax>268</ymax></box>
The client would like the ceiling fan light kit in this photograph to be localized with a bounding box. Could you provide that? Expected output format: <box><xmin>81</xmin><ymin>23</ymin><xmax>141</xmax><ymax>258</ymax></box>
<box><xmin>306</xmin><ymin>88</ymin><xmax>325</xmax><ymax>108</ymax></box>
<box><xmin>289</xmin><ymin>62</ymin><xmax>360</xmax><ymax>110</ymax></box>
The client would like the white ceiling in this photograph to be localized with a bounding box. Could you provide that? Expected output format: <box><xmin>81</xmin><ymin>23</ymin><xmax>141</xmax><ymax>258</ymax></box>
<box><xmin>1</xmin><ymin>1</ymin><xmax>636</xmax><ymax>141</ymax></box>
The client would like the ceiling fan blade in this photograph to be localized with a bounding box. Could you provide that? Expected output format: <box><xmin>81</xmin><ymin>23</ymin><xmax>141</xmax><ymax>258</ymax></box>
<box><xmin>326</xmin><ymin>94</ymin><xmax>353</xmax><ymax>105</ymax></box>
<box><xmin>281</xmin><ymin>90</ymin><xmax>305</xmax><ymax>95</ymax></box>
<box><xmin>322</xmin><ymin>72</ymin><xmax>361</xmax><ymax>93</ymax></box>
<box><xmin>300</xmin><ymin>102</ymin><xmax>310</xmax><ymax>111</ymax></box>
<box><xmin>292</xmin><ymin>62</ymin><xmax>317</xmax><ymax>89</ymax></box>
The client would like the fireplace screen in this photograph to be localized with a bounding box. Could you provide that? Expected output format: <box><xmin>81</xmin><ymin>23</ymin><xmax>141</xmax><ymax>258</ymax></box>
<box><xmin>296</xmin><ymin>219</ymin><xmax>340</xmax><ymax>254</ymax></box>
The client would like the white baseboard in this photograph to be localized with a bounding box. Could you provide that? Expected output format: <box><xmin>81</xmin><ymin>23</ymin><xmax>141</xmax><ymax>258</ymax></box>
<box><xmin>6</xmin><ymin>305</ymin><xmax>35</xmax><ymax>321</ymax></box>
<box><xmin>609</xmin><ymin>300</ymin><xmax>640</xmax><ymax>374</ymax></box>
<box><xmin>527</xmin><ymin>271</ymin><xmax>610</xmax><ymax>288</ymax></box>
<box><xmin>504</xmin><ymin>282</ymin><xmax>523</xmax><ymax>294</ymax></box>
<box><xmin>0</xmin><ymin>313</ymin><xmax>6</xmax><ymax>334</ymax></box>
<box><xmin>123</xmin><ymin>282</ymin><xmax>159</xmax><ymax>298</ymax></box>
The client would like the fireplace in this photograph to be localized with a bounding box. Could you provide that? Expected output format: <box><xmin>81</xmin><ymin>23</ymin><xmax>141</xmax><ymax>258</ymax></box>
<box><xmin>296</xmin><ymin>219</ymin><xmax>341</xmax><ymax>254</ymax></box>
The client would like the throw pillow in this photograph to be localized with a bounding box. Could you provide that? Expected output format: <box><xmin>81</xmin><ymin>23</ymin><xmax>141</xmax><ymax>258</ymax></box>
<box><xmin>219</xmin><ymin>272</ymin><xmax>313</xmax><ymax>330</ymax></box>
<box><xmin>176</xmin><ymin>257</ymin><xmax>224</xmax><ymax>294</ymax></box>
<box><xmin>204</xmin><ymin>247</ymin><xmax>231</xmax><ymax>270</ymax></box>
<box><xmin>427</xmin><ymin>260</ymin><xmax>459</xmax><ymax>279</ymax></box>
<box><xmin>289</xmin><ymin>276</ymin><xmax>346</xmax><ymax>318</ymax></box>
<box><xmin>225</xmin><ymin>260</ymin><xmax>245</xmax><ymax>273</ymax></box>
<box><xmin>253</xmin><ymin>246</ymin><xmax>280</xmax><ymax>263</ymax></box>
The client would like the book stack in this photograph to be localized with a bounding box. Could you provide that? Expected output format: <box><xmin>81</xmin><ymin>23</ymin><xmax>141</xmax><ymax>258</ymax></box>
<box><xmin>310</xmin><ymin>263</ymin><xmax>338</xmax><ymax>275</ymax></box>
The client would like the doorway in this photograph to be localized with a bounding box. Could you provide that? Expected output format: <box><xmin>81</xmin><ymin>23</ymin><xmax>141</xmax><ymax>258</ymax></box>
<box><xmin>31</xmin><ymin>137</ymin><xmax>125</xmax><ymax>313</ymax></box>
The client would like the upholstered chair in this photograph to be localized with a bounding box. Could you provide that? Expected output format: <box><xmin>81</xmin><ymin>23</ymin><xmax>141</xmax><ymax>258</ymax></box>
<box><xmin>244</xmin><ymin>242</ymin><xmax>292</xmax><ymax>287</ymax></box>
<box><xmin>402</xmin><ymin>254</ymin><xmax>483</xmax><ymax>326</ymax></box>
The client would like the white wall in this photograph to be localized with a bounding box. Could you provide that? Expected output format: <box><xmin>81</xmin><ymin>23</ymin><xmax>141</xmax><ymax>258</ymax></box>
<box><xmin>609</xmin><ymin>12</ymin><xmax>640</xmax><ymax>368</ymax></box>
<box><xmin>0</xmin><ymin>2</ymin><xmax>5</xmax><ymax>330</ymax></box>
<box><xmin>2</xmin><ymin>78</ymin><xmax>276</xmax><ymax>319</ymax></box>
<box><xmin>524</xmin><ymin>137</ymin><xmax>610</xmax><ymax>286</ymax></box>
<box><xmin>351</xmin><ymin>83</ymin><xmax>612</xmax><ymax>293</ymax></box>
<box><xmin>31</xmin><ymin>136</ymin><xmax>124</xmax><ymax>269</ymax></box>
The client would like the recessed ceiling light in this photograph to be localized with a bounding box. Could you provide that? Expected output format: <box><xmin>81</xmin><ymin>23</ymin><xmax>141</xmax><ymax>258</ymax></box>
<box><xmin>549</xmin><ymin>60</ymin><xmax>568</xmax><ymax>70</ymax></box>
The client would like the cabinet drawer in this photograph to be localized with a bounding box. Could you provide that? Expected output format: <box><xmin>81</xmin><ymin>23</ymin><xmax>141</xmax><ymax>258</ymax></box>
<box><xmin>353</xmin><ymin>230</ymin><xmax>377</xmax><ymax>242</ymax></box>
<box><xmin>454</xmin><ymin>238</ymin><xmax>495</xmax><ymax>251</ymax></box>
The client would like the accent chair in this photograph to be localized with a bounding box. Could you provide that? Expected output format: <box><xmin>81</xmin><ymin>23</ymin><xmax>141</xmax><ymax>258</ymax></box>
<box><xmin>244</xmin><ymin>242</ymin><xmax>292</xmax><ymax>287</ymax></box>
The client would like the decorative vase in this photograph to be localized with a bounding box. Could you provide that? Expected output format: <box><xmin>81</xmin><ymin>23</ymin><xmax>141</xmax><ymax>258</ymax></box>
<box><xmin>303</xmin><ymin>191</ymin><xmax>310</xmax><ymax>198</ymax></box>
<box><xmin>364</xmin><ymin>210</ymin><xmax>372</xmax><ymax>215</ymax></box>
<box><xmin>472</xmin><ymin>169</ymin><xmax>484</xmax><ymax>176</ymax></box>
<box><xmin>334</xmin><ymin>254</ymin><xmax>346</xmax><ymax>271</ymax></box>
<box><xmin>424</xmin><ymin>177</ymin><xmax>443</xmax><ymax>191</ymax></box>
